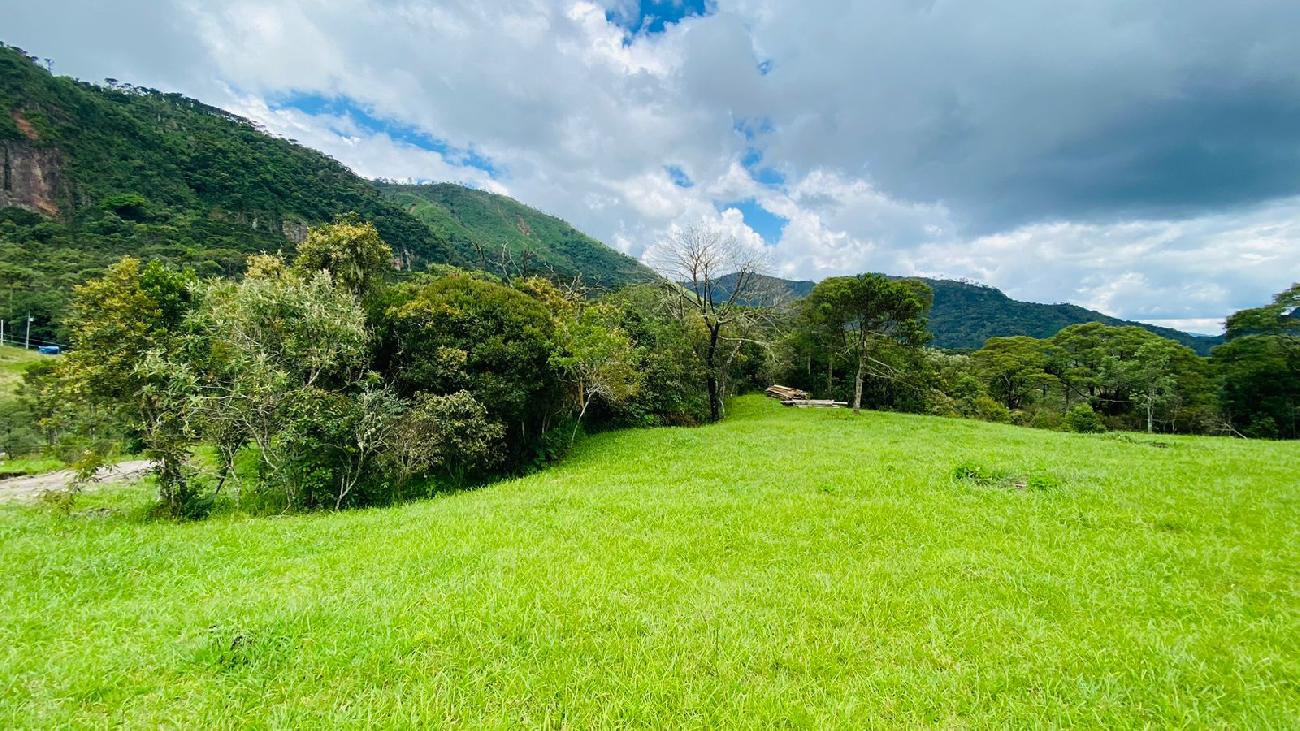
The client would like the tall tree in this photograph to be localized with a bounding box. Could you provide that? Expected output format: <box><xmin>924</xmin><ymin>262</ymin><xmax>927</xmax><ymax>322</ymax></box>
<box><xmin>647</xmin><ymin>225</ymin><xmax>772</xmax><ymax>421</ymax></box>
<box><xmin>1214</xmin><ymin>284</ymin><xmax>1300</xmax><ymax>438</ymax></box>
<box><xmin>805</xmin><ymin>274</ymin><xmax>931</xmax><ymax>413</ymax></box>
<box><xmin>1123</xmin><ymin>338</ymin><xmax>1183</xmax><ymax>433</ymax></box>
<box><xmin>972</xmin><ymin>336</ymin><xmax>1056</xmax><ymax>411</ymax></box>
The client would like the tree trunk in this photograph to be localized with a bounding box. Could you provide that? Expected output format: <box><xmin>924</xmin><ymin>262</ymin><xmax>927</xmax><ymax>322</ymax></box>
<box><xmin>570</xmin><ymin>389</ymin><xmax>592</xmax><ymax>446</ymax></box>
<box><xmin>706</xmin><ymin>323</ymin><xmax>721</xmax><ymax>422</ymax></box>
<box><xmin>826</xmin><ymin>359</ymin><xmax>833</xmax><ymax>398</ymax></box>
<box><xmin>852</xmin><ymin>354</ymin><xmax>865</xmax><ymax>413</ymax></box>
<box><xmin>1146</xmin><ymin>394</ymin><xmax>1154</xmax><ymax>433</ymax></box>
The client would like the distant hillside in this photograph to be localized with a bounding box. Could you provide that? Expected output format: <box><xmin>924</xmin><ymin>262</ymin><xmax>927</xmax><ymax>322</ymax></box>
<box><xmin>706</xmin><ymin>272</ymin><xmax>1224</xmax><ymax>354</ymax></box>
<box><xmin>379</xmin><ymin>183</ymin><xmax>656</xmax><ymax>289</ymax></box>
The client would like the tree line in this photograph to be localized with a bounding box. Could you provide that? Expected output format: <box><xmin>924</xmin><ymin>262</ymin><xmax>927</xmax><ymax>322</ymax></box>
<box><xmin>11</xmin><ymin>218</ymin><xmax>772</xmax><ymax>517</ymax></box>
<box><xmin>778</xmin><ymin>277</ymin><xmax>1297</xmax><ymax>438</ymax></box>
<box><xmin>7</xmin><ymin>216</ymin><xmax>1296</xmax><ymax>518</ymax></box>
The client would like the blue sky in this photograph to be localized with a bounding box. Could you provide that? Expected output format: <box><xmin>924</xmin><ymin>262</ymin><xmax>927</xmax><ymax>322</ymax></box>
<box><xmin>606</xmin><ymin>0</ymin><xmax>712</xmax><ymax>34</ymax></box>
<box><xmin>6</xmin><ymin>0</ymin><xmax>1300</xmax><ymax>332</ymax></box>
<box><xmin>270</xmin><ymin>92</ymin><xmax>499</xmax><ymax>177</ymax></box>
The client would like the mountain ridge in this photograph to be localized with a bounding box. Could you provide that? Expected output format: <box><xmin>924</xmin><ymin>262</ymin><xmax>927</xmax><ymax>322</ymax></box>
<box><xmin>706</xmin><ymin>272</ymin><xmax>1225</xmax><ymax>354</ymax></box>
<box><xmin>378</xmin><ymin>182</ymin><xmax>657</xmax><ymax>289</ymax></box>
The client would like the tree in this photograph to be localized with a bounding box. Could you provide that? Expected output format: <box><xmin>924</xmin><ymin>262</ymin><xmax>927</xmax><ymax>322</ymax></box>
<box><xmin>972</xmin><ymin>336</ymin><xmax>1055</xmax><ymax>411</ymax></box>
<box><xmin>385</xmin><ymin>390</ymin><xmax>506</xmax><ymax>488</ymax></box>
<box><xmin>1213</xmin><ymin>335</ymin><xmax>1299</xmax><ymax>439</ymax></box>
<box><xmin>332</xmin><ymin>386</ymin><xmax>405</xmax><ymax>510</ymax></box>
<box><xmin>187</xmin><ymin>260</ymin><xmax>371</xmax><ymax>507</ymax></box>
<box><xmin>1122</xmin><ymin>338</ymin><xmax>1184</xmax><ymax>433</ymax></box>
<box><xmin>51</xmin><ymin>258</ymin><xmax>200</xmax><ymax>514</ymax></box>
<box><xmin>803</xmin><ymin>274</ymin><xmax>931</xmax><ymax>413</ymax></box>
<box><xmin>1213</xmin><ymin>284</ymin><xmax>1300</xmax><ymax>438</ymax></box>
<box><xmin>551</xmin><ymin>302</ymin><xmax>643</xmax><ymax>443</ymax></box>
<box><xmin>647</xmin><ymin>224</ymin><xmax>772</xmax><ymax>421</ymax></box>
<box><xmin>382</xmin><ymin>272</ymin><xmax>561</xmax><ymax>462</ymax></box>
<box><xmin>1225</xmin><ymin>283</ymin><xmax>1299</xmax><ymax>340</ymax></box>
<box><xmin>294</xmin><ymin>214</ymin><xmax>394</xmax><ymax>299</ymax></box>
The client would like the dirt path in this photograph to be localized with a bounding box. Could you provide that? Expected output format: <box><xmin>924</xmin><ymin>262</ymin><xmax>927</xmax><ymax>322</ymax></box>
<box><xmin>0</xmin><ymin>460</ymin><xmax>155</xmax><ymax>503</ymax></box>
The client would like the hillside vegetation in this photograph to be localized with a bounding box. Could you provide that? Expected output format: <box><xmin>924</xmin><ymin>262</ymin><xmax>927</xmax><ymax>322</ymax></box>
<box><xmin>707</xmin><ymin>273</ymin><xmax>1223</xmax><ymax>353</ymax></box>
<box><xmin>0</xmin><ymin>46</ymin><xmax>654</xmax><ymax>340</ymax></box>
<box><xmin>380</xmin><ymin>183</ymin><xmax>657</xmax><ymax>289</ymax></box>
<box><xmin>2</xmin><ymin>396</ymin><xmax>1296</xmax><ymax>726</ymax></box>
<box><xmin>0</xmin><ymin>45</ymin><xmax>443</xmax><ymax>342</ymax></box>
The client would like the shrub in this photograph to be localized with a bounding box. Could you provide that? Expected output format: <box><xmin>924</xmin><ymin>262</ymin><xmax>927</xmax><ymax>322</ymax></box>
<box><xmin>383</xmin><ymin>273</ymin><xmax>561</xmax><ymax>466</ymax></box>
<box><xmin>1065</xmin><ymin>403</ymin><xmax>1106</xmax><ymax>433</ymax></box>
<box><xmin>385</xmin><ymin>390</ymin><xmax>505</xmax><ymax>491</ymax></box>
<box><xmin>967</xmin><ymin>395</ymin><xmax>1011</xmax><ymax>423</ymax></box>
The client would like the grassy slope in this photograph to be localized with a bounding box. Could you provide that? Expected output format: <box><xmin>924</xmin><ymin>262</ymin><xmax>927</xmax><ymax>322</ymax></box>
<box><xmin>2</xmin><ymin>397</ymin><xmax>1297</xmax><ymax>726</ymax></box>
<box><xmin>0</xmin><ymin>345</ymin><xmax>41</xmax><ymax>398</ymax></box>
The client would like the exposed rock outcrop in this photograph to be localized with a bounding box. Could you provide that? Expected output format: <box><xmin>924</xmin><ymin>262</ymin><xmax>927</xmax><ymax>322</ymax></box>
<box><xmin>281</xmin><ymin>219</ymin><xmax>309</xmax><ymax>243</ymax></box>
<box><xmin>0</xmin><ymin>140</ymin><xmax>62</xmax><ymax>216</ymax></box>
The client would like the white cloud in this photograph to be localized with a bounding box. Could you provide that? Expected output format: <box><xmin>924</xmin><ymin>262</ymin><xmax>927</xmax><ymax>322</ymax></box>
<box><xmin>5</xmin><ymin>0</ymin><xmax>1299</xmax><ymax>325</ymax></box>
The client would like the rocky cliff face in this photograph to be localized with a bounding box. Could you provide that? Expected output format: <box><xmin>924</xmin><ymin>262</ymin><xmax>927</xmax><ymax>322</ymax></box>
<box><xmin>0</xmin><ymin>140</ymin><xmax>62</xmax><ymax>216</ymax></box>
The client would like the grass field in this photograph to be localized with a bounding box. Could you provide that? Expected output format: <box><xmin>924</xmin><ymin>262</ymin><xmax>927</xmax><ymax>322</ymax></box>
<box><xmin>0</xmin><ymin>344</ymin><xmax>42</xmax><ymax>399</ymax></box>
<box><xmin>2</xmin><ymin>396</ymin><xmax>1297</xmax><ymax>727</ymax></box>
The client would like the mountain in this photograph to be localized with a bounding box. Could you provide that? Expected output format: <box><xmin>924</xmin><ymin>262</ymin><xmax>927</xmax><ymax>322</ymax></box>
<box><xmin>0</xmin><ymin>44</ymin><xmax>652</xmax><ymax>341</ymax></box>
<box><xmin>707</xmin><ymin>273</ymin><xmax>1225</xmax><ymax>354</ymax></box>
<box><xmin>378</xmin><ymin>183</ymin><xmax>656</xmax><ymax>289</ymax></box>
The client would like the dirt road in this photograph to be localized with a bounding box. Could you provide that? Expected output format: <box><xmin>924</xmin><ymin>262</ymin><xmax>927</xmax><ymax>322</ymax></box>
<box><xmin>0</xmin><ymin>460</ymin><xmax>155</xmax><ymax>503</ymax></box>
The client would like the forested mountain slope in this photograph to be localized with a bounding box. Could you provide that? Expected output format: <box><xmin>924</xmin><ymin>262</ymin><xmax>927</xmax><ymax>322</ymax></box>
<box><xmin>707</xmin><ymin>272</ymin><xmax>1224</xmax><ymax>354</ymax></box>
<box><xmin>378</xmin><ymin>183</ymin><xmax>656</xmax><ymax>289</ymax></box>
<box><xmin>0</xmin><ymin>45</ymin><xmax>654</xmax><ymax>341</ymax></box>
<box><xmin>0</xmin><ymin>44</ymin><xmax>447</xmax><ymax>340</ymax></box>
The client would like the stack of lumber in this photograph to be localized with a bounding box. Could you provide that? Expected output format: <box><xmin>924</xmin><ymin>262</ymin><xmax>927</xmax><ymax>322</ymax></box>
<box><xmin>765</xmin><ymin>384</ymin><xmax>809</xmax><ymax>400</ymax></box>
<box><xmin>765</xmin><ymin>384</ymin><xmax>847</xmax><ymax>408</ymax></box>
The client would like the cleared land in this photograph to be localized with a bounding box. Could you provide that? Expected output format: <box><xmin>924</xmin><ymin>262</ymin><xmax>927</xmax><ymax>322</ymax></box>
<box><xmin>1</xmin><ymin>396</ymin><xmax>1297</xmax><ymax>727</ymax></box>
<box><xmin>0</xmin><ymin>344</ymin><xmax>41</xmax><ymax>398</ymax></box>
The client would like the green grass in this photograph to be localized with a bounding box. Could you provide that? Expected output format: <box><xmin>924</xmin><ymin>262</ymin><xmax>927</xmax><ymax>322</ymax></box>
<box><xmin>2</xmin><ymin>396</ymin><xmax>1297</xmax><ymax>727</ymax></box>
<box><xmin>0</xmin><ymin>344</ymin><xmax>42</xmax><ymax>399</ymax></box>
<box><xmin>0</xmin><ymin>456</ymin><xmax>64</xmax><ymax>478</ymax></box>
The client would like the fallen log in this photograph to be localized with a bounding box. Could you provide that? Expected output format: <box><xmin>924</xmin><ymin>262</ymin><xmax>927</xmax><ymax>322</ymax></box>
<box><xmin>781</xmin><ymin>399</ymin><xmax>848</xmax><ymax>408</ymax></box>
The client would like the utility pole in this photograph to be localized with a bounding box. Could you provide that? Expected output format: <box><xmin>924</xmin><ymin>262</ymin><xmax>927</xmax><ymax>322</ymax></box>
<box><xmin>25</xmin><ymin>314</ymin><xmax>32</xmax><ymax>349</ymax></box>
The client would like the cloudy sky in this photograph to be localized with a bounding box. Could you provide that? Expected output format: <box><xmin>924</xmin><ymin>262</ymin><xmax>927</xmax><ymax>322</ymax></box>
<box><xmin>9</xmin><ymin>0</ymin><xmax>1300</xmax><ymax>333</ymax></box>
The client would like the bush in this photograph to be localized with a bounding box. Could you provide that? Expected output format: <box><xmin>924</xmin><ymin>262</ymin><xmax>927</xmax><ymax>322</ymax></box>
<box><xmin>387</xmin><ymin>390</ymin><xmax>506</xmax><ymax>489</ymax></box>
<box><xmin>967</xmin><ymin>395</ymin><xmax>1011</xmax><ymax>423</ymax></box>
<box><xmin>1028</xmin><ymin>409</ymin><xmax>1063</xmax><ymax>431</ymax></box>
<box><xmin>1065</xmin><ymin>404</ymin><xmax>1106</xmax><ymax>433</ymax></box>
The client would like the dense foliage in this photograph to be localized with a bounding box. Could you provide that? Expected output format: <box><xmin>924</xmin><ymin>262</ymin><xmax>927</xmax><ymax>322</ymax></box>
<box><xmin>32</xmin><ymin>219</ymin><xmax>720</xmax><ymax>516</ymax></box>
<box><xmin>780</xmin><ymin>278</ymin><xmax>1296</xmax><ymax>438</ymax></box>
<box><xmin>1212</xmin><ymin>284</ymin><xmax>1300</xmax><ymax>438</ymax></box>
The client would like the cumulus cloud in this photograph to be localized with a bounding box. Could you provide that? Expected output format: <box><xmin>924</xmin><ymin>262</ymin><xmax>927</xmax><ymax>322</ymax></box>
<box><xmin>5</xmin><ymin>0</ymin><xmax>1299</xmax><ymax>329</ymax></box>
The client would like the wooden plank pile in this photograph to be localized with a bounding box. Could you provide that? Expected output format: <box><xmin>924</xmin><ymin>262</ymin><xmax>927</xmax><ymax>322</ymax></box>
<box><xmin>765</xmin><ymin>384</ymin><xmax>848</xmax><ymax>408</ymax></box>
<box><xmin>765</xmin><ymin>384</ymin><xmax>809</xmax><ymax>400</ymax></box>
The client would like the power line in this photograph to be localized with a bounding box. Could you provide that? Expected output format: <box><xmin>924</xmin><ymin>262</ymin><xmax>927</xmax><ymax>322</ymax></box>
<box><xmin>0</xmin><ymin>332</ymin><xmax>66</xmax><ymax>349</ymax></box>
